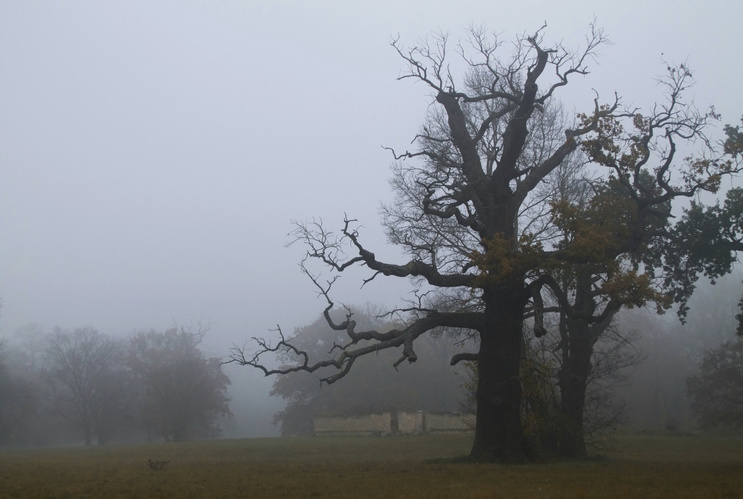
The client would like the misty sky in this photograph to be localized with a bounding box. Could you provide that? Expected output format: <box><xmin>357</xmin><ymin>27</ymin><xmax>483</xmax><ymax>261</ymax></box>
<box><xmin>1</xmin><ymin>0</ymin><xmax>741</xmax><ymax>357</ymax></box>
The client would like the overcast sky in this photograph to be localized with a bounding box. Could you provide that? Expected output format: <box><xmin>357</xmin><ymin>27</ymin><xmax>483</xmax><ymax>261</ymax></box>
<box><xmin>1</xmin><ymin>0</ymin><xmax>741</xmax><ymax>356</ymax></box>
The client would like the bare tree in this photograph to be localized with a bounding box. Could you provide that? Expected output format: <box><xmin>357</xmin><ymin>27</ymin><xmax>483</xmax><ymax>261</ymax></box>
<box><xmin>43</xmin><ymin>327</ymin><xmax>126</xmax><ymax>446</ymax></box>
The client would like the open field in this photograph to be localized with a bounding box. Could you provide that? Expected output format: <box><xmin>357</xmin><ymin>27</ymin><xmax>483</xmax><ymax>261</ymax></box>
<box><xmin>0</xmin><ymin>433</ymin><xmax>742</xmax><ymax>498</ymax></box>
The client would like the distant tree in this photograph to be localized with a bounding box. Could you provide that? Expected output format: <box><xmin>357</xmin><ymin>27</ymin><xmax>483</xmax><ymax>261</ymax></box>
<box><xmin>270</xmin><ymin>308</ymin><xmax>466</xmax><ymax>435</ymax></box>
<box><xmin>128</xmin><ymin>324</ymin><xmax>231</xmax><ymax>442</ymax></box>
<box><xmin>1</xmin><ymin>324</ymin><xmax>60</xmax><ymax>446</ymax></box>
<box><xmin>43</xmin><ymin>327</ymin><xmax>127</xmax><ymax>445</ymax></box>
<box><xmin>0</xmin><ymin>341</ymin><xmax>37</xmax><ymax>445</ymax></box>
<box><xmin>687</xmin><ymin>339</ymin><xmax>743</xmax><ymax>429</ymax></box>
<box><xmin>616</xmin><ymin>273</ymin><xmax>743</xmax><ymax>433</ymax></box>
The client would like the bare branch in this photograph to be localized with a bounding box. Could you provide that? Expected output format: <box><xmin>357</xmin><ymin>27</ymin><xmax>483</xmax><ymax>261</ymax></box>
<box><xmin>450</xmin><ymin>352</ymin><xmax>478</xmax><ymax>365</ymax></box>
<box><xmin>227</xmin><ymin>309</ymin><xmax>484</xmax><ymax>384</ymax></box>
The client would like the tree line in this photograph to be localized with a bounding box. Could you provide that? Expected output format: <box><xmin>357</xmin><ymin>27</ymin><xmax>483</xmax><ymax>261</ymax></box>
<box><xmin>0</xmin><ymin>321</ymin><xmax>230</xmax><ymax>446</ymax></box>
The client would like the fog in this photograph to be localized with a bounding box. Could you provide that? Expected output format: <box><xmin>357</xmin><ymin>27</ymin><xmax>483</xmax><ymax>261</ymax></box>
<box><xmin>1</xmin><ymin>1</ymin><xmax>741</xmax><ymax>439</ymax></box>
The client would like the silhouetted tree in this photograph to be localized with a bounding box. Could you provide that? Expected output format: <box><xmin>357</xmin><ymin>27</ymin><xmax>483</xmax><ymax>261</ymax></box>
<box><xmin>230</xmin><ymin>27</ymin><xmax>738</xmax><ymax>462</ymax></box>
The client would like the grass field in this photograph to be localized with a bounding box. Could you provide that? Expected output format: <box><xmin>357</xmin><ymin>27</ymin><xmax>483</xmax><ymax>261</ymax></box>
<box><xmin>0</xmin><ymin>432</ymin><xmax>742</xmax><ymax>498</ymax></box>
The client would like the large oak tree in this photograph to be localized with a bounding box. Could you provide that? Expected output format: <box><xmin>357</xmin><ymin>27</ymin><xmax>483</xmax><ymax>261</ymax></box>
<box><xmin>230</xmin><ymin>27</ymin><xmax>737</xmax><ymax>462</ymax></box>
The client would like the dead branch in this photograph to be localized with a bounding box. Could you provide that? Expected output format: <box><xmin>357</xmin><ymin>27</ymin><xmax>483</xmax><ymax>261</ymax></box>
<box><xmin>226</xmin><ymin>309</ymin><xmax>484</xmax><ymax>384</ymax></box>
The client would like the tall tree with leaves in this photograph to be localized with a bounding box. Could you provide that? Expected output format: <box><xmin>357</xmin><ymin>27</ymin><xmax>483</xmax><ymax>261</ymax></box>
<box><xmin>530</xmin><ymin>80</ymin><xmax>742</xmax><ymax>456</ymax></box>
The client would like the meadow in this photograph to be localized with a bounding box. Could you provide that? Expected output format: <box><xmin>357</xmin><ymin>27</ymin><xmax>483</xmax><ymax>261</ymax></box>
<box><xmin>0</xmin><ymin>432</ymin><xmax>741</xmax><ymax>498</ymax></box>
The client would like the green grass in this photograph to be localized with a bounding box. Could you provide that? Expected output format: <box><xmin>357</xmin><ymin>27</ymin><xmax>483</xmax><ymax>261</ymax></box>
<box><xmin>0</xmin><ymin>433</ymin><xmax>742</xmax><ymax>498</ymax></box>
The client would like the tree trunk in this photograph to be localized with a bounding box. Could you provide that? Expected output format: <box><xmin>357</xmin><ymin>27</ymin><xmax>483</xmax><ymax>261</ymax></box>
<box><xmin>470</xmin><ymin>288</ymin><xmax>526</xmax><ymax>462</ymax></box>
<box><xmin>557</xmin><ymin>319</ymin><xmax>593</xmax><ymax>459</ymax></box>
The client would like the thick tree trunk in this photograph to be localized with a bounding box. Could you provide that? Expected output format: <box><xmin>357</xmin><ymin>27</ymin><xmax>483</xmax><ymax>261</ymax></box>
<box><xmin>470</xmin><ymin>288</ymin><xmax>526</xmax><ymax>462</ymax></box>
<box><xmin>557</xmin><ymin>320</ymin><xmax>593</xmax><ymax>459</ymax></box>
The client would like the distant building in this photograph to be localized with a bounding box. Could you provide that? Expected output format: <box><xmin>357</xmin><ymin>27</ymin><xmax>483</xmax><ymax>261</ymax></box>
<box><xmin>313</xmin><ymin>411</ymin><xmax>474</xmax><ymax>436</ymax></box>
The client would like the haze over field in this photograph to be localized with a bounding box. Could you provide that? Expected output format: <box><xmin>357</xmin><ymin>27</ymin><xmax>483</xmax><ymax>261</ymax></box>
<box><xmin>1</xmin><ymin>0</ymin><xmax>741</xmax><ymax>438</ymax></box>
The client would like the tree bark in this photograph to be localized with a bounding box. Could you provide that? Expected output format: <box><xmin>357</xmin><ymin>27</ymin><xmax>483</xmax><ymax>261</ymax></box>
<box><xmin>470</xmin><ymin>287</ymin><xmax>526</xmax><ymax>462</ymax></box>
